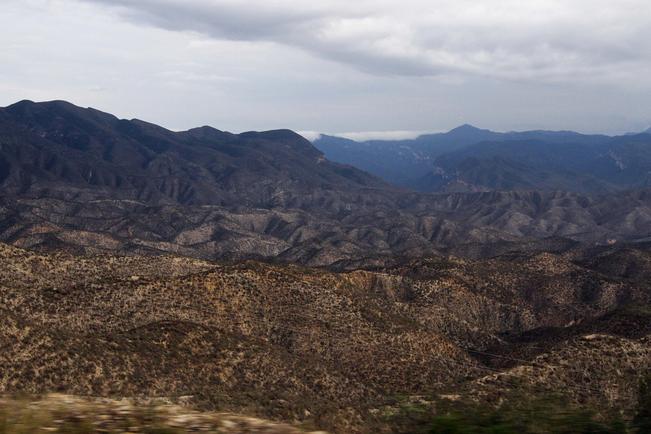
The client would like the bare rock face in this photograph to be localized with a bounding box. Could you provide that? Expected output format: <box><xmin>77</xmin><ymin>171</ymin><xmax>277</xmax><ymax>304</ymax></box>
<box><xmin>0</xmin><ymin>243</ymin><xmax>649</xmax><ymax>432</ymax></box>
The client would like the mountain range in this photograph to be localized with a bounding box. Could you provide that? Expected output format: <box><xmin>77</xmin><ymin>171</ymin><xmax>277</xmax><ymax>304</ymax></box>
<box><xmin>0</xmin><ymin>99</ymin><xmax>383</xmax><ymax>206</ymax></box>
<box><xmin>313</xmin><ymin>126</ymin><xmax>651</xmax><ymax>193</ymax></box>
<box><xmin>1</xmin><ymin>100</ymin><xmax>651</xmax><ymax>266</ymax></box>
<box><xmin>1</xmin><ymin>99</ymin><xmax>651</xmax><ymax>433</ymax></box>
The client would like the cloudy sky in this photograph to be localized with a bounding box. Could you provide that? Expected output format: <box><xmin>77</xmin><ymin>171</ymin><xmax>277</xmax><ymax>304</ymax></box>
<box><xmin>2</xmin><ymin>0</ymin><xmax>651</xmax><ymax>138</ymax></box>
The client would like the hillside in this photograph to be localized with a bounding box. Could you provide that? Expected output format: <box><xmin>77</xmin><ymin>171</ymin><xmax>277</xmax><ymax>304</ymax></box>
<box><xmin>1</xmin><ymin>243</ymin><xmax>649</xmax><ymax>432</ymax></box>
<box><xmin>5</xmin><ymin>188</ymin><xmax>651</xmax><ymax>266</ymax></box>
<box><xmin>0</xmin><ymin>100</ymin><xmax>384</xmax><ymax>206</ymax></box>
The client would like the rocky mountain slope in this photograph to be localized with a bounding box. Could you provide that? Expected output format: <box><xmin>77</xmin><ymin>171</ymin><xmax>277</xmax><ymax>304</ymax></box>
<box><xmin>4</xmin><ymin>188</ymin><xmax>651</xmax><ymax>266</ymax></box>
<box><xmin>3</xmin><ymin>101</ymin><xmax>651</xmax><ymax>265</ymax></box>
<box><xmin>0</xmin><ymin>100</ymin><xmax>384</xmax><ymax>206</ymax></box>
<box><xmin>1</xmin><ymin>243</ymin><xmax>649</xmax><ymax>432</ymax></box>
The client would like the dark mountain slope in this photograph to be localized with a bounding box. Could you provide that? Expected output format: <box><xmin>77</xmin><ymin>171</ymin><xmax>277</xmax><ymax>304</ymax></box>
<box><xmin>0</xmin><ymin>100</ymin><xmax>386</xmax><ymax>206</ymax></box>
<box><xmin>3</xmin><ymin>100</ymin><xmax>651</xmax><ymax>265</ymax></box>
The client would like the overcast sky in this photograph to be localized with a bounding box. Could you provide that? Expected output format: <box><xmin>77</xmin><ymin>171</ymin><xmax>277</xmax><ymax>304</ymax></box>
<box><xmin>2</xmin><ymin>0</ymin><xmax>651</xmax><ymax>139</ymax></box>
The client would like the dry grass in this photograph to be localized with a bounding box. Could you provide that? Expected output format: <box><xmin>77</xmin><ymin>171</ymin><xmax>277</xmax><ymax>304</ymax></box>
<box><xmin>0</xmin><ymin>394</ymin><xmax>315</xmax><ymax>434</ymax></box>
<box><xmin>1</xmin><ymin>244</ymin><xmax>650</xmax><ymax>432</ymax></box>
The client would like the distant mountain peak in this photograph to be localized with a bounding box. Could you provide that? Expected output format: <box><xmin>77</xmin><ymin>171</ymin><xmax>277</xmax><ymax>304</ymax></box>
<box><xmin>7</xmin><ymin>99</ymin><xmax>36</xmax><ymax>108</ymax></box>
<box><xmin>184</xmin><ymin>125</ymin><xmax>228</xmax><ymax>137</ymax></box>
<box><xmin>4</xmin><ymin>99</ymin><xmax>119</xmax><ymax>124</ymax></box>
<box><xmin>194</xmin><ymin>125</ymin><xmax>224</xmax><ymax>133</ymax></box>
<box><xmin>447</xmin><ymin>124</ymin><xmax>489</xmax><ymax>134</ymax></box>
<box><xmin>7</xmin><ymin>99</ymin><xmax>78</xmax><ymax>112</ymax></box>
<box><xmin>239</xmin><ymin>129</ymin><xmax>308</xmax><ymax>143</ymax></box>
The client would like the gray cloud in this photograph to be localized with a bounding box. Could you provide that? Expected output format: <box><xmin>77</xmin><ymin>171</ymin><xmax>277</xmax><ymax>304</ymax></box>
<box><xmin>82</xmin><ymin>0</ymin><xmax>651</xmax><ymax>81</ymax></box>
<box><xmin>2</xmin><ymin>0</ymin><xmax>651</xmax><ymax>135</ymax></box>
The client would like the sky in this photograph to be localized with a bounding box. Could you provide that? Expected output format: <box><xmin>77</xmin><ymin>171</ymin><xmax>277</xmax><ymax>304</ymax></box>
<box><xmin>2</xmin><ymin>0</ymin><xmax>651</xmax><ymax>139</ymax></box>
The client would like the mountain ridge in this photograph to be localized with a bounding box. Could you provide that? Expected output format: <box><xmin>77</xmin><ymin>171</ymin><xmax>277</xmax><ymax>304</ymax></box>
<box><xmin>0</xmin><ymin>99</ymin><xmax>387</xmax><ymax>207</ymax></box>
<box><xmin>2</xmin><ymin>100</ymin><xmax>651</xmax><ymax>266</ymax></box>
<box><xmin>313</xmin><ymin>126</ymin><xmax>651</xmax><ymax>193</ymax></box>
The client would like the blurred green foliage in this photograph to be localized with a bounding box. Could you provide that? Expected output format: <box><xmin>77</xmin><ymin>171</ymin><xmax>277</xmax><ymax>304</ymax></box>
<box><xmin>633</xmin><ymin>374</ymin><xmax>651</xmax><ymax>433</ymax></box>
<box><xmin>388</xmin><ymin>376</ymin><xmax>651</xmax><ymax>434</ymax></box>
